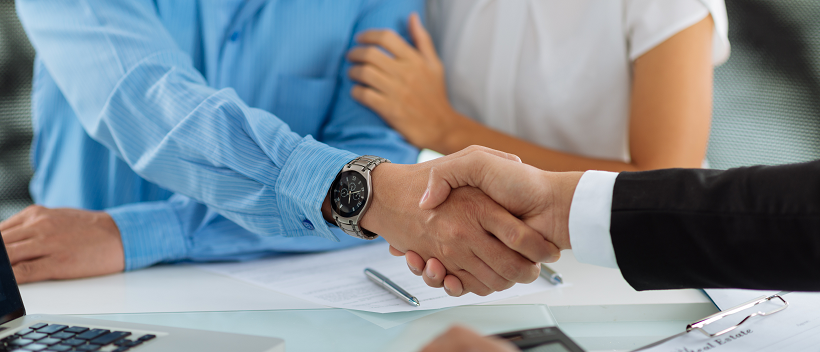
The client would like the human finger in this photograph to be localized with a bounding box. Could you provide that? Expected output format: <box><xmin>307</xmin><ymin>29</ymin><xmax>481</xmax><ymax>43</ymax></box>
<box><xmin>0</xmin><ymin>206</ymin><xmax>33</xmax><ymax>231</ymax></box>
<box><xmin>0</xmin><ymin>226</ymin><xmax>38</xmax><ymax>245</ymax></box>
<box><xmin>351</xmin><ymin>85</ymin><xmax>390</xmax><ymax>116</ymax></box>
<box><xmin>388</xmin><ymin>245</ymin><xmax>405</xmax><ymax>256</ymax></box>
<box><xmin>6</xmin><ymin>238</ymin><xmax>49</xmax><ymax>265</ymax></box>
<box><xmin>442</xmin><ymin>274</ymin><xmax>464</xmax><ymax>296</ymax></box>
<box><xmin>348</xmin><ymin>64</ymin><xmax>395</xmax><ymax>94</ymax></box>
<box><xmin>12</xmin><ymin>258</ymin><xmax>54</xmax><ymax>284</ymax></box>
<box><xmin>421</xmin><ymin>257</ymin><xmax>446</xmax><ymax>288</ymax></box>
<box><xmin>404</xmin><ymin>250</ymin><xmax>424</xmax><ymax>276</ymax></box>
<box><xmin>420</xmin><ymin>326</ymin><xmax>518</xmax><ymax>352</ymax></box>
<box><xmin>356</xmin><ymin>30</ymin><xmax>416</xmax><ymax>60</ymax></box>
<box><xmin>420</xmin><ymin>147</ymin><xmax>521</xmax><ymax>210</ymax></box>
<box><xmin>446</xmin><ymin>269</ymin><xmax>494</xmax><ymax>297</ymax></box>
<box><xmin>347</xmin><ymin>46</ymin><xmax>397</xmax><ymax>74</ymax></box>
<box><xmin>408</xmin><ymin>13</ymin><xmax>438</xmax><ymax>62</ymax></box>
<box><xmin>481</xmin><ymin>207</ymin><xmax>560</xmax><ymax>263</ymax></box>
<box><xmin>453</xmin><ymin>252</ymin><xmax>513</xmax><ymax>295</ymax></box>
<box><xmin>475</xmin><ymin>212</ymin><xmax>543</xmax><ymax>283</ymax></box>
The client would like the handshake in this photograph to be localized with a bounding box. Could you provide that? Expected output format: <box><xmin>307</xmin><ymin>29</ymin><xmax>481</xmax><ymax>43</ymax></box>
<box><xmin>355</xmin><ymin>146</ymin><xmax>584</xmax><ymax>297</ymax></box>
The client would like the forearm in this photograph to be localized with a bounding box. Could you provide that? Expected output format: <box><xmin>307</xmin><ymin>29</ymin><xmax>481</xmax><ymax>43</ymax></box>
<box><xmin>18</xmin><ymin>0</ymin><xmax>355</xmax><ymax>239</ymax></box>
<box><xmin>442</xmin><ymin>113</ymin><xmax>693</xmax><ymax>172</ymax></box>
<box><xmin>611</xmin><ymin>161</ymin><xmax>820</xmax><ymax>291</ymax></box>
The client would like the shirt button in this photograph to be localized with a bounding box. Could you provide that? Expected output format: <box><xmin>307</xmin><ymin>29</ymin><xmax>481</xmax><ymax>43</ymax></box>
<box><xmin>230</xmin><ymin>31</ymin><xmax>240</xmax><ymax>41</ymax></box>
<box><xmin>302</xmin><ymin>219</ymin><xmax>315</xmax><ymax>230</ymax></box>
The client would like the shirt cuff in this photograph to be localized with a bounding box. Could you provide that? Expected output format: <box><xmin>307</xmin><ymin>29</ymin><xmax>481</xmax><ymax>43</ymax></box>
<box><xmin>275</xmin><ymin>137</ymin><xmax>358</xmax><ymax>242</ymax></box>
<box><xmin>568</xmin><ymin>170</ymin><xmax>620</xmax><ymax>268</ymax></box>
<box><xmin>107</xmin><ymin>201</ymin><xmax>188</xmax><ymax>271</ymax></box>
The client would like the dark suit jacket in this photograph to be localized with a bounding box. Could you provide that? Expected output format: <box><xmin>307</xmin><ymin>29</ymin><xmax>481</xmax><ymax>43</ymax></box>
<box><xmin>610</xmin><ymin>160</ymin><xmax>820</xmax><ymax>291</ymax></box>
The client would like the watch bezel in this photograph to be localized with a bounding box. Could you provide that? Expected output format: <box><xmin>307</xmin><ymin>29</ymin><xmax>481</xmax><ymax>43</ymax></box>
<box><xmin>330</xmin><ymin>170</ymin><xmax>371</xmax><ymax>218</ymax></box>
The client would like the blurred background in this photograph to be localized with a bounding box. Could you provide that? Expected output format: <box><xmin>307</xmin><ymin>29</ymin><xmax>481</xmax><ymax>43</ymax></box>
<box><xmin>1</xmin><ymin>0</ymin><xmax>820</xmax><ymax>221</ymax></box>
<box><xmin>0</xmin><ymin>0</ymin><xmax>34</xmax><ymax>221</ymax></box>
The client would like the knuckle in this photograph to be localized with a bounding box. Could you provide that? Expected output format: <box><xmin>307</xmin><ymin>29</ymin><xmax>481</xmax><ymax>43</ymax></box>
<box><xmin>15</xmin><ymin>262</ymin><xmax>32</xmax><ymax>278</ymax></box>
<box><xmin>501</xmin><ymin>262</ymin><xmax>524</xmax><ymax>282</ymax></box>
<box><xmin>439</xmin><ymin>245</ymin><xmax>457</xmax><ymax>260</ymax></box>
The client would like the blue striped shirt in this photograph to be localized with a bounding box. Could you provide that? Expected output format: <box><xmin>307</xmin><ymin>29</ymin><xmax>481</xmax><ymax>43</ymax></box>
<box><xmin>19</xmin><ymin>0</ymin><xmax>421</xmax><ymax>270</ymax></box>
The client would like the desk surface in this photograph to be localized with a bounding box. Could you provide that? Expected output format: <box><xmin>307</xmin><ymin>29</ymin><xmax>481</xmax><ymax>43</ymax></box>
<box><xmin>20</xmin><ymin>250</ymin><xmax>717</xmax><ymax>352</ymax></box>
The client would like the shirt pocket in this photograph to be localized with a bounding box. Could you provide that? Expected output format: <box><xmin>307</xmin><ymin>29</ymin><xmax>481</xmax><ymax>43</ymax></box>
<box><xmin>273</xmin><ymin>75</ymin><xmax>337</xmax><ymax>137</ymax></box>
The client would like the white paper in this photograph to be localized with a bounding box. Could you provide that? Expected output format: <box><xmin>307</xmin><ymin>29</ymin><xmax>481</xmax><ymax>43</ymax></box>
<box><xmin>637</xmin><ymin>292</ymin><xmax>820</xmax><ymax>352</ymax></box>
<box><xmin>20</xmin><ymin>264</ymin><xmax>324</xmax><ymax>315</ymax></box>
<box><xmin>196</xmin><ymin>242</ymin><xmax>561</xmax><ymax>313</ymax></box>
<box><xmin>704</xmin><ymin>289</ymin><xmax>781</xmax><ymax>311</ymax></box>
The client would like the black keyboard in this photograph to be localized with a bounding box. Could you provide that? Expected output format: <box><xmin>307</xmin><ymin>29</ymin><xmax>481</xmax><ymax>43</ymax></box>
<box><xmin>0</xmin><ymin>323</ymin><xmax>155</xmax><ymax>352</ymax></box>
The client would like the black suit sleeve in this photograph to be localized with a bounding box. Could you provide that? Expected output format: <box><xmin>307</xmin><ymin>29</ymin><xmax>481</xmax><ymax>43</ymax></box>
<box><xmin>610</xmin><ymin>160</ymin><xmax>820</xmax><ymax>291</ymax></box>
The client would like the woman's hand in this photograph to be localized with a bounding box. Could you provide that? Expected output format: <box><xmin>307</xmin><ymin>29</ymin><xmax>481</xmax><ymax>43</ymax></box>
<box><xmin>347</xmin><ymin>13</ymin><xmax>469</xmax><ymax>152</ymax></box>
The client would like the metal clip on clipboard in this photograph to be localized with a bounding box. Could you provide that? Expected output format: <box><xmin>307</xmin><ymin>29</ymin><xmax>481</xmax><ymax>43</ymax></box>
<box><xmin>634</xmin><ymin>293</ymin><xmax>789</xmax><ymax>351</ymax></box>
<box><xmin>687</xmin><ymin>293</ymin><xmax>789</xmax><ymax>337</ymax></box>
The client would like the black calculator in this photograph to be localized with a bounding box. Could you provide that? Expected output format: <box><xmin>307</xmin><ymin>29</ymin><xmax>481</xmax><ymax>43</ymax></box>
<box><xmin>494</xmin><ymin>326</ymin><xmax>586</xmax><ymax>352</ymax></box>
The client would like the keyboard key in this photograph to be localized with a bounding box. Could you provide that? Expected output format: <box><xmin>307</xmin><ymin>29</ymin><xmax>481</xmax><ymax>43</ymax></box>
<box><xmin>136</xmin><ymin>334</ymin><xmax>155</xmax><ymax>342</ymax></box>
<box><xmin>36</xmin><ymin>325</ymin><xmax>67</xmax><ymax>335</ymax></box>
<box><xmin>21</xmin><ymin>343</ymin><xmax>47</xmax><ymax>351</ymax></box>
<box><xmin>23</xmin><ymin>333</ymin><xmax>47</xmax><ymax>341</ymax></box>
<box><xmin>36</xmin><ymin>338</ymin><xmax>60</xmax><ymax>346</ymax></box>
<box><xmin>29</xmin><ymin>324</ymin><xmax>47</xmax><ymax>331</ymax></box>
<box><xmin>60</xmin><ymin>339</ymin><xmax>84</xmax><ymax>347</ymax></box>
<box><xmin>112</xmin><ymin>347</ymin><xmax>130</xmax><ymax>352</ymax></box>
<box><xmin>62</xmin><ymin>327</ymin><xmax>88</xmax><ymax>335</ymax></box>
<box><xmin>15</xmin><ymin>329</ymin><xmax>33</xmax><ymax>337</ymax></box>
<box><xmin>90</xmin><ymin>331</ymin><xmax>130</xmax><ymax>346</ymax></box>
<box><xmin>75</xmin><ymin>330</ymin><xmax>108</xmax><ymax>341</ymax></box>
<box><xmin>8</xmin><ymin>338</ymin><xmax>33</xmax><ymax>347</ymax></box>
<box><xmin>47</xmin><ymin>332</ymin><xmax>73</xmax><ymax>340</ymax></box>
<box><xmin>43</xmin><ymin>345</ymin><xmax>71</xmax><ymax>352</ymax></box>
<box><xmin>75</xmin><ymin>344</ymin><xmax>101</xmax><ymax>351</ymax></box>
<box><xmin>113</xmin><ymin>339</ymin><xmax>131</xmax><ymax>346</ymax></box>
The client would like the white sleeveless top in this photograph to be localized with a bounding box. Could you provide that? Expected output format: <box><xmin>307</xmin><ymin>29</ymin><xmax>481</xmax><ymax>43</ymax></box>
<box><xmin>427</xmin><ymin>0</ymin><xmax>730</xmax><ymax>162</ymax></box>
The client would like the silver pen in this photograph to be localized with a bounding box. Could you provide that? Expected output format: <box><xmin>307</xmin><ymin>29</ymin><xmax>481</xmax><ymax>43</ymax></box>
<box><xmin>364</xmin><ymin>268</ymin><xmax>420</xmax><ymax>307</ymax></box>
<box><xmin>540</xmin><ymin>263</ymin><xmax>563</xmax><ymax>285</ymax></box>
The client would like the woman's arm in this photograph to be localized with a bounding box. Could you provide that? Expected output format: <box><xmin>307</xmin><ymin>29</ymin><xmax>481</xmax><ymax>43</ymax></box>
<box><xmin>349</xmin><ymin>14</ymin><xmax>714</xmax><ymax>172</ymax></box>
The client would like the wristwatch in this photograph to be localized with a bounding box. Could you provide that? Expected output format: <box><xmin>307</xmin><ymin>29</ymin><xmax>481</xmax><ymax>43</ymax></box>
<box><xmin>329</xmin><ymin>155</ymin><xmax>390</xmax><ymax>240</ymax></box>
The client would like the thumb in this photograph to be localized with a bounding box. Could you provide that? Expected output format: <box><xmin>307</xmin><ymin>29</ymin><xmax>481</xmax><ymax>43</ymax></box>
<box><xmin>419</xmin><ymin>146</ymin><xmax>521</xmax><ymax>210</ymax></box>
<box><xmin>409</xmin><ymin>12</ymin><xmax>437</xmax><ymax>61</ymax></box>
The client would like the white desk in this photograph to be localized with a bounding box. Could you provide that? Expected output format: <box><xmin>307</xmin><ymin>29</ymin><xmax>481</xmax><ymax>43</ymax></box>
<box><xmin>20</xmin><ymin>250</ymin><xmax>717</xmax><ymax>352</ymax></box>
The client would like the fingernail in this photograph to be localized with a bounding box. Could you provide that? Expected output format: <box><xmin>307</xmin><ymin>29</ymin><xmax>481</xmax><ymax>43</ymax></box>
<box><xmin>444</xmin><ymin>285</ymin><xmax>453</xmax><ymax>296</ymax></box>
<box><xmin>420</xmin><ymin>189</ymin><xmax>429</xmax><ymax>205</ymax></box>
<box><xmin>407</xmin><ymin>263</ymin><xmax>420</xmax><ymax>275</ymax></box>
<box><xmin>426</xmin><ymin>265</ymin><xmax>436</xmax><ymax>279</ymax></box>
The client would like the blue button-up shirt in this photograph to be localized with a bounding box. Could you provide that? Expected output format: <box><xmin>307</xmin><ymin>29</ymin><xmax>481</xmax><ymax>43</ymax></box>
<box><xmin>19</xmin><ymin>0</ymin><xmax>421</xmax><ymax>270</ymax></box>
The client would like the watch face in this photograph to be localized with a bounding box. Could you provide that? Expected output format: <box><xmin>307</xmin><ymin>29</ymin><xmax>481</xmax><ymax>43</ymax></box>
<box><xmin>331</xmin><ymin>171</ymin><xmax>369</xmax><ymax>218</ymax></box>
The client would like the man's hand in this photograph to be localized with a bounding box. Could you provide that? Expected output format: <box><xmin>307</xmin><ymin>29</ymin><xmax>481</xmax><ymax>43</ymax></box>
<box><xmin>395</xmin><ymin>147</ymin><xmax>584</xmax><ymax>295</ymax></box>
<box><xmin>420</xmin><ymin>326</ymin><xmax>517</xmax><ymax>352</ymax></box>
<box><xmin>347</xmin><ymin>146</ymin><xmax>559</xmax><ymax>296</ymax></box>
<box><xmin>0</xmin><ymin>205</ymin><xmax>124</xmax><ymax>283</ymax></box>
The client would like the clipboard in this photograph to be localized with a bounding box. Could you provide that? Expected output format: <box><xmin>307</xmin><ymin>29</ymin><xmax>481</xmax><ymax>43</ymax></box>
<box><xmin>634</xmin><ymin>292</ymin><xmax>791</xmax><ymax>351</ymax></box>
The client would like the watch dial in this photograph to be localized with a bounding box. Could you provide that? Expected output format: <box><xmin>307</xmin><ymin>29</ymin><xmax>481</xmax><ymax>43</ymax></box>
<box><xmin>331</xmin><ymin>171</ymin><xmax>369</xmax><ymax>218</ymax></box>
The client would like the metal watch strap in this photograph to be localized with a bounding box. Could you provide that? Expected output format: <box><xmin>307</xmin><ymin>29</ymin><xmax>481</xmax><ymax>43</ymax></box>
<box><xmin>334</xmin><ymin>155</ymin><xmax>389</xmax><ymax>240</ymax></box>
<box><xmin>345</xmin><ymin>155</ymin><xmax>389</xmax><ymax>174</ymax></box>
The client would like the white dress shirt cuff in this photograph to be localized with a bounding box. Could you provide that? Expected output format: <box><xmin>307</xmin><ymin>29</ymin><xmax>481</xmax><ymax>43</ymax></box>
<box><xmin>568</xmin><ymin>170</ymin><xmax>620</xmax><ymax>268</ymax></box>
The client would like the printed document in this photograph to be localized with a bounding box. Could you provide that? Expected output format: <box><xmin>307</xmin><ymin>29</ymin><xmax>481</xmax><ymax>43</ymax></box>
<box><xmin>637</xmin><ymin>292</ymin><xmax>820</xmax><ymax>352</ymax></box>
<box><xmin>197</xmin><ymin>242</ymin><xmax>559</xmax><ymax>313</ymax></box>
